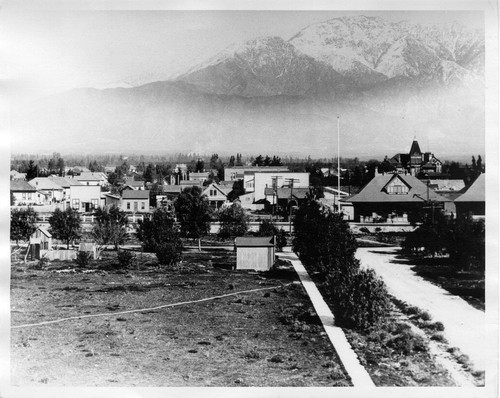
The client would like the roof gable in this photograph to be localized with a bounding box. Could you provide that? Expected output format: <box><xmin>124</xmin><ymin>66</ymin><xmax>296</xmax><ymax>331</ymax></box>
<box><xmin>348</xmin><ymin>174</ymin><xmax>449</xmax><ymax>203</ymax></box>
<box><xmin>455</xmin><ymin>174</ymin><xmax>485</xmax><ymax>202</ymax></box>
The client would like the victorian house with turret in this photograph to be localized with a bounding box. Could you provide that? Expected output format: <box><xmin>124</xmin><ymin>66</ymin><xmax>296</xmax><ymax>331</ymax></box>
<box><xmin>387</xmin><ymin>138</ymin><xmax>442</xmax><ymax>177</ymax></box>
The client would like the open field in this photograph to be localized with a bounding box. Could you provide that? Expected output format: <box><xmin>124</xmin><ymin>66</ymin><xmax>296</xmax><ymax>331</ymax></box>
<box><xmin>11</xmin><ymin>249</ymin><xmax>351</xmax><ymax>387</ymax></box>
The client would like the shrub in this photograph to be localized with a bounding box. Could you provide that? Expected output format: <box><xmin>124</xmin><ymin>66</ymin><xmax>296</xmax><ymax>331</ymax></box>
<box><xmin>256</xmin><ymin>220</ymin><xmax>288</xmax><ymax>251</ymax></box>
<box><xmin>387</xmin><ymin>330</ymin><xmax>428</xmax><ymax>355</ymax></box>
<box><xmin>359</xmin><ymin>227</ymin><xmax>370</xmax><ymax>234</ymax></box>
<box><xmin>329</xmin><ymin>268</ymin><xmax>391</xmax><ymax>331</ymax></box>
<box><xmin>117</xmin><ymin>250</ymin><xmax>135</xmax><ymax>268</ymax></box>
<box><xmin>156</xmin><ymin>242</ymin><xmax>182</xmax><ymax>266</ymax></box>
<box><xmin>74</xmin><ymin>251</ymin><xmax>92</xmax><ymax>267</ymax></box>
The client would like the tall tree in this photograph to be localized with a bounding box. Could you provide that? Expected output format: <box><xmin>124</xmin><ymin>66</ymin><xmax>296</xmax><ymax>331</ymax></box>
<box><xmin>49</xmin><ymin>207</ymin><xmax>82</xmax><ymax>249</ymax></box>
<box><xmin>90</xmin><ymin>206</ymin><xmax>129</xmax><ymax>256</ymax></box>
<box><xmin>174</xmin><ymin>186</ymin><xmax>212</xmax><ymax>250</ymax></box>
<box><xmin>26</xmin><ymin>160</ymin><xmax>38</xmax><ymax>181</ymax></box>
<box><xmin>56</xmin><ymin>157</ymin><xmax>65</xmax><ymax>176</ymax></box>
<box><xmin>195</xmin><ymin>159</ymin><xmax>205</xmax><ymax>172</ymax></box>
<box><xmin>217</xmin><ymin>202</ymin><xmax>248</xmax><ymax>239</ymax></box>
<box><xmin>10</xmin><ymin>207</ymin><xmax>37</xmax><ymax>245</ymax></box>
<box><xmin>252</xmin><ymin>155</ymin><xmax>264</xmax><ymax>166</ymax></box>
<box><xmin>137</xmin><ymin>207</ymin><xmax>182</xmax><ymax>252</ymax></box>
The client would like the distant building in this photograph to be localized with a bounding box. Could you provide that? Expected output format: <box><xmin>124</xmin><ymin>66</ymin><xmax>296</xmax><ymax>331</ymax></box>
<box><xmin>10</xmin><ymin>180</ymin><xmax>46</xmax><ymax>205</ymax></box>
<box><xmin>121</xmin><ymin>190</ymin><xmax>150</xmax><ymax>213</ymax></box>
<box><xmin>28</xmin><ymin>177</ymin><xmax>65</xmax><ymax>203</ymax></box>
<box><xmin>388</xmin><ymin>138</ymin><xmax>442</xmax><ymax>176</ymax></box>
<box><xmin>189</xmin><ymin>172</ymin><xmax>210</xmax><ymax>184</ymax></box>
<box><xmin>224</xmin><ymin>166</ymin><xmax>289</xmax><ymax>182</ymax></box>
<box><xmin>202</xmin><ymin>182</ymin><xmax>231</xmax><ymax>209</ymax></box>
<box><xmin>10</xmin><ymin>170</ymin><xmax>26</xmax><ymax>180</ymax></box>
<box><xmin>345</xmin><ymin>172</ymin><xmax>450</xmax><ymax>222</ymax></box>
<box><xmin>72</xmin><ymin>172</ymin><xmax>108</xmax><ymax>186</ymax></box>
<box><xmin>454</xmin><ymin>174</ymin><xmax>485</xmax><ymax>218</ymax></box>
<box><xmin>245</xmin><ymin>171</ymin><xmax>309</xmax><ymax>202</ymax></box>
<box><xmin>69</xmin><ymin>184</ymin><xmax>102</xmax><ymax>212</ymax></box>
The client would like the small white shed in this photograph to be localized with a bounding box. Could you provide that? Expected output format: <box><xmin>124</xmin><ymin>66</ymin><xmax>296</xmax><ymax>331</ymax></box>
<box><xmin>234</xmin><ymin>236</ymin><xmax>275</xmax><ymax>271</ymax></box>
<box><xmin>29</xmin><ymin>226</ymin><xmax>53</xmax><ymax>260</ymax></box>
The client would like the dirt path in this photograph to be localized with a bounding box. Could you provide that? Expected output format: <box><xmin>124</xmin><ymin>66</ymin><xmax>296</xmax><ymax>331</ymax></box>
<box><xmin>356</xmin><ymin>247</ymin><xmax>486</xmax><ymax>372</ymax></box>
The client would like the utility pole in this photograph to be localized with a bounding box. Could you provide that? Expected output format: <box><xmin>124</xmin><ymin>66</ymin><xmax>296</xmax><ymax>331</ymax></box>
<box><xmin>270</xmin><ymin>176</ymin><xmax>283</xmax><ymax>222</ymax></box>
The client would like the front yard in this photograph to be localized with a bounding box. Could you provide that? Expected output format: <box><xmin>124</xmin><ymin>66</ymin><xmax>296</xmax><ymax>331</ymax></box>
<box><xmin>11</xmin><ymin>249</ymin><xmax>350</xmax><ymax>386</ymax></box>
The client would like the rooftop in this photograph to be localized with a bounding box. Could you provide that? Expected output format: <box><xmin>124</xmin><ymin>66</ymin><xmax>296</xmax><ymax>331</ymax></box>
<box><xmin>455</xmin><ymin>174</ymin><xmax>485</xmax><ymax>203</ymax></box>
<box><xmin>235</xmin><ymin>236</ymin><xmax>275</xmax><ymax>247</ymax></box>
<box><xmin>122</xmin><ymin>190</ymin><xmax>150</xmax><ymax>200</ymax></box>
<box><xmin>346</xmin><ymin>173</ymin><xmax>449</xmax><ymax>203</ymax></box>
<box><xmin>10</xmin><ymin>180</ymin><xmax>37</xmax><ymax>192</ymax></box>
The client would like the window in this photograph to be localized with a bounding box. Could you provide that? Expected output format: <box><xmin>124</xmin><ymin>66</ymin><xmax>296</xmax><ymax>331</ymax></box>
<box><xmin>72</xmin><ymin>199</ymin><xmax>80</xmax><ymax>209</ymax></box>
<box><xmin>387</xmin><ymin>183</ymin><xmax>409</xmax><ymax>195</ymax></box>
<box><xmin>141</xmin><ymin>202</ymin><xmax>145</xmax><ymax>210</ymax></box>
<box><xmin>126</xmin><ymin>202</ymin><xmax>130</xmax><ymax>210</ymax></box>
<box><xmin>22</xmin><ymin>192</ymin><xmax>26</xmax><ymax>200</ymax></box>
<box><xmin>134</xmin><ymin>202</ymin><xmax>138</xmax><ymax>212</ymax></box>
<box><xmin>91</xmin><ymin>199</ymin><xmax>99</xmax><ymax>209</ymax></box>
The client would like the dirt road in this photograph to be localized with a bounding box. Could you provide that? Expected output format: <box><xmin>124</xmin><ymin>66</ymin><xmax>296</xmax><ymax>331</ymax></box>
<box><xmin>356</xmin><ymin>247</ymin><xmax>487</xmax><ymax>372</ymax></box>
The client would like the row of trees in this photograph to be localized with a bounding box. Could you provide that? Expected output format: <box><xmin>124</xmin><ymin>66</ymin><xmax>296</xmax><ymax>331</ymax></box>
<box><xmin>293</xmin><ymin>197</ymin><xmax>390</xmax><ymax>331</ymax></box>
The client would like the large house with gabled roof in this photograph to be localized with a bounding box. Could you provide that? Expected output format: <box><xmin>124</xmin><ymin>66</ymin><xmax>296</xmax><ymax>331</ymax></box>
<box><xmin>344</xmin><ymin>172</ymin><xmax>450</xmax><ymax>222</ymax></box>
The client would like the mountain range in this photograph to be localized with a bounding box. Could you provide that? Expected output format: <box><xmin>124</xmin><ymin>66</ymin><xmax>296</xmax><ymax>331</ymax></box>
<box><xmin>12</xmin><ymin>15</ymin><xmax>485</xmax><ymax>158</ymax></box>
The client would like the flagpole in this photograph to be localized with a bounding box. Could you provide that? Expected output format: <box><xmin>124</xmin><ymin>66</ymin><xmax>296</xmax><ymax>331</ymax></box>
<box><xmin>337</xmin><ymin>115</ymin><xmax>340</xmax><ymax>213</ymax></box>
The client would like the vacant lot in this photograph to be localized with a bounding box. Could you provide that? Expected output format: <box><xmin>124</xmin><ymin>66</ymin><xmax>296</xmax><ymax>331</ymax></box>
<box><xmin>11</xmin><ymin>249</ymin><xmax>350</xmax><ymax>387</ymax></box>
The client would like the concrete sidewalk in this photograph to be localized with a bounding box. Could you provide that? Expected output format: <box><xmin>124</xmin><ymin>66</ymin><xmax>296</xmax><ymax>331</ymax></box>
<box><xmin>277</xmin><ymin>250</ymin><xmax>375</xmax><ymax>387</ymax></box>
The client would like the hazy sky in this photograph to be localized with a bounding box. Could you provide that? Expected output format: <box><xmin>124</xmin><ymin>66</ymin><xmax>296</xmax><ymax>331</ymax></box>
<box><xmin>1</xmin><ymin>7</ymin><xmax>484</xmax><ymax>103</ymax></box>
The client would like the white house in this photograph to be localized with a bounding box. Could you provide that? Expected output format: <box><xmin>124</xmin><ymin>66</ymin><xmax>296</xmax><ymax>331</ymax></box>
<box><xmin>69</xmin><ymin>184</ymin><xmax>102</xmax><ymax>212</ymax></box>
<box><xmin>202</xmin><ymin>183</ymin><xmax>230</xmax><ymax>209</ymax></box>
<box><xmin>48</xmin><ymin>176</ymin><xmax>81</xmax><ymax>200</ymax></box>
<box><xmin>121</xmin><ymin>190</ymin><xmax>150</xmax><ymax>213</ymax></box>
<box><xmin>10</xmin><ymin>180</ymin><xmax>47</xmax><ymax>205</ymax></box>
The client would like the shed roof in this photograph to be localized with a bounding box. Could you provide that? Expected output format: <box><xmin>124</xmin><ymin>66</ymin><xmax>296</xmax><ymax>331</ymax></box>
<box><xmin>455</xmin><ymin>174</ymin><xmax>485</xmax><ymax>203</ymax></box>
<box><xmin>346</xmin><ymin>173</ymin><xmax>449</xmax><ymax>203</ymax></box>
<box><xmin>122</xmin><ymin>190</ymin><xmax>150</xmax><ymax>199</ymax></box>
<box><xmin>234</xmin><ymin>236</ymin><xmax>274</xmax><ymax>247</ymax></box>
